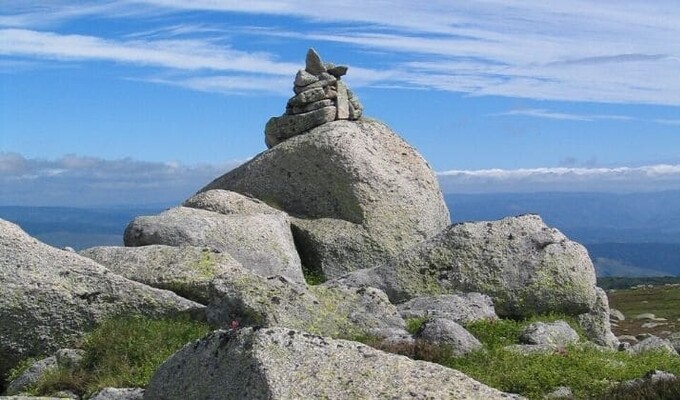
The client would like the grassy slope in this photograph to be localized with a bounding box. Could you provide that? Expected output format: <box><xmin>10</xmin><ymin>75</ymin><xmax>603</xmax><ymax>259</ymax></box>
<box><xmin>608</xmin><ymin>284</ymin><xmax>680</xmax><ymax>339</ymax></box>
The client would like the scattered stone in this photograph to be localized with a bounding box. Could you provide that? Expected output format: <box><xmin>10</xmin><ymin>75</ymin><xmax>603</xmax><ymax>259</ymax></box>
<box><xmin>669</xmin><ymin>332</ymin><xmax>680</xmax><ymax>353</ymax></box>
<box><xmin>89</xmin><ymin>388</ymin><xmax>145</xmax><ymax>400</ymax></box>
<box><xmin>641</xmin><ymin>322</ymin><xmax>668</xmax><ymax>329</ymax></box>
<box><xmin>144</xmin><ymin>327</ymin><xmax>524</xmax><ymax>400</ymax></box>
<box><xmin>628</xmin><ymin>336</ymin><xmax>679</xmax><ymax>356</ymax></box>
<box><xmin>609</xmin><ymin>308</ymin><xmax>625</xmax><ymax>321</ymax></box>
<box><xmin>617</xmin><ymin>335</ymin><xmax>639</xmax><ymax>344</ymax></box>
<box><xmin>519</xmin><ymin>321</ymin><xmax>580</xmax><ymax>347</ymax></box>
<box><xmin>397</xmin><ymin>293</ymin><xmax>498</xmax><ymax>325</ymax></box>
<box><xmin>544</xmin><ymin>386</ymin><xmax>574</xmax><ymax>399</ymax></box>
<box><xmin>265</xmin><ymin>49</ymin><xmax>363</xmax><ymax>148</ymax></box>
<box><xmin>0</xmin><ymin>218</ymin><xmax>204</xmax><ymax>381</ymax></box>
<box><xmin>5</xmin><ymin>356</ymin><xmax>57</xmax><ymax>395</ymax></box>
<box><xmin>201</xmin><ymin>119</ymin><xmax>450</xmax><ymax>280</ymax></box>
<box><xmin>338</xmin><ymin>215</ymin><xmax>598</xmax><ymax>318</ymax></box>
<box><xmin>634</xmin><ymin>313</ymin><xmax>656</xmax><ymax>320</ymax></box>
<box><xmin>123</xmin><ymin>206</ymin><xmax>303</xmax><ymax>283</ymax></box>
<box><xmin>417</xmin><ymin>319</ymin><xmax>483</xmax><ymax>356</ymax></box>
<box><xmin>577</xmin><ymin>287</ymin><xmax>619</xmax><ymax>347</ymax></box>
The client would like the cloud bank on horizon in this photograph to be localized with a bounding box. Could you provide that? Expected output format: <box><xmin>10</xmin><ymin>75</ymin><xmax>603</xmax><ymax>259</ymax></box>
<box><xmin>2</xmin><ymin>152</ymin><xmax>680</xmax><ymax>206</ymax></box>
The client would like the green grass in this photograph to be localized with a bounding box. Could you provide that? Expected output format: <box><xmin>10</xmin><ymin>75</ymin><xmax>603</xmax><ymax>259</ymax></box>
<box><xmin>355</xmin><ymin>314</ymin><xmax>680</xmax><ymax>400</ymax></box>
<box><xmin>608</xmin><ymin>284</ymin><xmax>680</xmax><ymax>338</ymax></box>
<box><xmin>11</xmin><ymin>315</ymin><xmax>211</xmax><ymax>398</ymax></box>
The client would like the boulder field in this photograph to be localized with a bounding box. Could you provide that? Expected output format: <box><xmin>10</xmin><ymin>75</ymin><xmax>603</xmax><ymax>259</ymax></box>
<box><xmin>1</xmin><ymin>49</ymin><xmax>621</xmax><ymax>398</ymax></box>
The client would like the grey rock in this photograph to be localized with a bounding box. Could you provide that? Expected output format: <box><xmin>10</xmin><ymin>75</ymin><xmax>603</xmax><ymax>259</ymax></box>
<box><xmin>669</xmin><ymin>332</ymin><xmax>680</xmax><ymax>353</ymax></box>
<box><xmin>123</xmin><ymin>207</ymin><xmax>303</xmax><ymax>283</ymax></box>
<box><xmin>628</xmin><ymin>336</ymin><xmax>679</xmax><ymax>355</ymax></box>
<box><xmin>417</xmin><ymin>319</ymin><xmax>483</xmax><ymax>356</ymax></box>
<box><xmin>0</xmin><ymin>218</ymin><xmax>204</xmax><ymax>380</ymax></box>
<box><xmin>335</xmin><ymin>80</ymin><xmax>350</xmax><ymax>119</ymax></box>
<box><xmin>206</xmin><ymin>270</ymin><xmax>406</xmax><ymax>339</ymax></box>
<box><xmin>80</xmin><ymin>245</ymin><xmax>253</xmax><ymax>304</ymax></box>
<box><xmin>544</xmin><ymin>386</ymin><xmax>574</xmax><ymax>399</ymax></box>
<box><xmin>577</xmin><ymin>287</ymin><xmax>619</xmax><ymax>347</ymax></box>
<box><xmin>286</xmin><ymin>99</ymin><xmax>333</xmax><ymax>115</ymax></box>
<box><xmin>304</xmin><ymin>48</ymin><xmax>326</xmax><ymax>75</ymax></box>
<box><xmin>293</xmin><ymin>69</ymin><xmax>318</xmax><ymax>87</ymax></box>
<box><xmin>292</xmin><ymin>75</ymin><xmax>336</xmax><ymax>95</ymax></box>
<box><xmin>634</xmin><ymin>312</ymin><xmax>656</xmax><ymax>320</ymax></box>
<box><xmin>609</xmin><ymin>308</ymin><xmax>625</xmax><ymax>321</ymax></box>
<box><xmin>397</xmin><ymin>293</ymin><xmax>498</xmax><ymax>325</ymax></box>
<box><xmin>503</xmin><ymin>344</ymin><xmax>558</xmax><ymax>355</ymax></box>
<box><xmin>202</xmin><ymin>120</ymin><xmax>450</xmax><ymax>280</ymax></box>
<box><xmin>617</xmin><ymin>335</ymin><xmax>639</xmax><ymax>343</ymax></box>
<box><xmin>183</xmin><ymin>189</ymin><xmax>284</xmax><ymax>216</ymax></box>
<box><xmin>89</xmin><ymin>388</ymin><xmax>144</xmax><ymax>400</ymax></box>
<box><xmin>5</xmin><ymin>356</ymin><xmax>56</xmax><ymax>395</ymax></box>
<box><xmin>519</xmin><ymin>321</ymin><xmax>580</xmax><ymax>347</ymax></box>
<box><xmin>645</xmin><ymin>370</ymin><xmax>677</xmax><ymax>383</ymax></box>
<box><xmin>54</xmin><ymin>349</ymin><xmax>84</xmax><ymax>371</ymax></box>
<box><xmin>145</xmin><ymin>327</ymin><xmax>524</xmax><ymax>400</ymax></box>
<box><xmin>265</xmin><ymin>106</ymin><xmax>337</xmax><ymax>148</ymax></box>
<box><xmin>641</xmin><ymin>322</ymin><xmax>668</xmax><ymax>329</ymax></box>
<box><xmin>286</xmin><ymin>86</ymin><xmax>326</xmax><ymax>107</ymax></box>
<box><xmin>327</xmin><ymin>65</ymin><xmax>348</xmax><ymax>78</ymax></box>
<box><xmin>338</xmin><ymin>215</ymin><xmax>597</xmax><ymax>318</ymax></box>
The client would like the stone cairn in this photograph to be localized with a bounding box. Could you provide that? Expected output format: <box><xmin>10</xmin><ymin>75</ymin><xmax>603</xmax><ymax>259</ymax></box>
<box><xmin>264</xmin><ymin>48</ymin><xmax>363</xmax><ymax>148</ymax></box>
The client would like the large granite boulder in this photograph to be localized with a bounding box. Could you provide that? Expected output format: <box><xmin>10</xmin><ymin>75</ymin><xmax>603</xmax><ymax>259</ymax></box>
<box><xmin>0</xmin><ymin>218</ymin><xmax>204</xmax><ymax>382</ymax></box>
<box><xmin>519</xmin><ymin>321</ymin><xmax>580</xmax><ymax>347</ymax></box>
<box><xmin>417</xmin><ymin>319</ymin><xmax>483</xmax><ymax>356</ymax></box>
<box><xmin>337</xmin><ymin>214</ymin><xmax>599</xmax><ymax>318</ymax></box>
<box><xmin>123</xmin><ymin>206</ymin><xmax>303</xmax><ymax>283</ymax></box>
<box><xmin>80</xmin><ymin>245</ymin><xmax>249</xmax><ymax>304</ymax></box>
<box><xmin>145</xmin><ymin>327</ymin><xmax>523</xmax><ymax>400</ymax></box>
<box><xmin>199</xmin><ymin>119</ymin><xmax>450</xmax><ymax>279</ymax></box>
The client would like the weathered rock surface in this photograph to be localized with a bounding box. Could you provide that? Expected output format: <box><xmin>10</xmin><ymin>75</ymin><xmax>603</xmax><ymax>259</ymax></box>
<box><xmin>669</xmin><ymin>332</ymin><xmax>680</xmax><ymax>353</ymax></box>
<box><xmin>417</xmin><ymin>319</ymin><xmax>483</xmax><ymax>356</ymax></box>
<box><xmin>338</xmin><ymin>214</ymin><xmax>598</xmax><ymax>317</ymax></box>
<box><xmin>519</xmin><ymin>321</ymin><xmax>580</xmax><ymax>347</ymax></box>
<box><xmin>577</xmin><ymin>287</ymin><xmax>619</xmax><ymax>347</ymax></box>
<box><xmin>80</xmin><ymin>245</ymin><xmax>249</xmax><ymax>303</ymax></box>
<box><xmin>5</xmin><ymin>357</ymin><xmax>57</xmax><ymax>395</ymax></box>
<box><xmin>628</xmin><ymin>336</ymin><xmax>679</xmax><ymax>355</ymax></box>
<box><xmin>206</xmin><ymin>270</ymin><xmax>406</xmax><ymax>339</ymax></box>
<box><xmin>123</xmin><ymin>206</ymin><xmax>303</xmax><ymax>282</ymax></box>
<box><xmin>183</xmin><ymin>189</ymin><xmax>285</xmax><ymax>216</ymax></box>
<box><xmin>609</xmin><ymin>308</ymin><xmax>625</xmax><ymax>321</ymax></box>
<box><xmin>265</xmin><ymin>49</ymin><xmax>363</xmax><ymax>148</ymax></box>
<box><xmin>145</xmin><ymin>327</ymin><xmax>523</xmax><ymax>400</ymax></box>
<box><xmin>0</xmin><ymin>218</ymin><xmax>204</xmax><ymax>383</ymax></box>
<box><xmin>200</xmin><ymin>119</ymin><xmax>450</xmax><ymax>279</ymax></box>
<box><xmin>397</xmin><ymin>293</ymin><xmax>497</xmax><ymax>325</ymax></box>
<box><xmin>89</xmin><ymin>388</ymin><xmax>145</xmax><ymax>400</ymax></box>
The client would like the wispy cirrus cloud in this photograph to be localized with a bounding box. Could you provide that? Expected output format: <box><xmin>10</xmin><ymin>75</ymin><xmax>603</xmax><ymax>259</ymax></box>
<box><xmin>2</xmin><ymin>1</ymin><xmax>680</xmax><ymax>104</ymax></box>
<box><xmin>489</xmin><ymin>109</ymin><xmax>635</xmax><ymax>122</ymax></box>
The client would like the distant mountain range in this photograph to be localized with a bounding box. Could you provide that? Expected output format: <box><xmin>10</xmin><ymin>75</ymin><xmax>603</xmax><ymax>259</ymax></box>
<box><xmin>1</xmin><ymin>190</ymin><xmax>679</xmax><ymax>277</ymax></box>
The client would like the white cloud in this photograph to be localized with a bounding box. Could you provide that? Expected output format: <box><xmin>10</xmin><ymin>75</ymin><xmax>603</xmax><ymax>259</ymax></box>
<box><xmin>0</xmin><ymin>152</ymin><xmax>243</xmax><ymax>206</ymax></box>
<box><xmin>489</xmin><ymin>109</ymin><xmax>635</xmax><ymax>122</ymax></box>
<box><xmin>2</xmin><ymin>1</ymin><xmax>680</xmax><ymax>104</ymax></box>
<box><xmin>438</xmin><ymin>165</ymin><xmax>680</xmax><ymax>193</ymax></box>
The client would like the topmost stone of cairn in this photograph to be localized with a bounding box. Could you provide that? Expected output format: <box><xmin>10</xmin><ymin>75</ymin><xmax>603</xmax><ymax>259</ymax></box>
<box><xmin>264</xmin><ymin>49</ymin><xmax>363</xmax><ymax>148</ymax></box>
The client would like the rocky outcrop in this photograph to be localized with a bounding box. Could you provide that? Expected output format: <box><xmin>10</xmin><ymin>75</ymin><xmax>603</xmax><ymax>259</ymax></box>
<box><xmin>265</xmin><ymin>49</ymin><xmax>363</xmax><ymax>148</ymax></box>
<box><xmin>337</xmin><ymin>215</ymin><xmax>598</xmax><ymax>318</ymax></box>
<box><xmin>183</xmin><ymin>189</ymin><xmax>286</xmax><ymax>216</ymax></box>
<box><xmin>397</xmin><ymin>293</ymin><xmax>498</xmax><ymax>325</ymax></box>
<box><xmin>145</xmin><ymin>327</ymin><xmax>523</xmax><ymax>400</ymax></box>
<box><xmin>89</xmin><ymin>388</ymin><xmax>145</xmax><ymax>400</ymax></box>
<box><xmin>200</xmin><ymin>119</ymin><xmax>450</xmax><ymax>279</ymax></box>
<box><xmin>123</xmin><ymin>206</ymin><xmax>303</xmax><ymax>283</ymax></box>
<box><xmin>0</xmin><ymin>218</ymin><xmax>204</xmax><ymax>381</ymax></box>
<box><xmin>6</xmin><ymin>349</ymin><xmax>84</xmax><ymax>395</ymax></box>
<box><xmin>628</xmin><ymin>336</ymin><xmax>679</xmax><ymax>356</ymax></box>
<box><xmin>80</xmin><ymin>245</ymin><xmax>249</xmax><ymax>304</ymax></box>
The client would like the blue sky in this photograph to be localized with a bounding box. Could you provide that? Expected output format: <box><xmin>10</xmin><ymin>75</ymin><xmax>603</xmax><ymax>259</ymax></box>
<box><xmin>1</xmin><ymin>1</ymin><xmax>680</xmax><ymax>205</ymax></box>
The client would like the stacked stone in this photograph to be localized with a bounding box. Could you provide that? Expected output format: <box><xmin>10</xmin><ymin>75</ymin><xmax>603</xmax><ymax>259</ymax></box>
<box><xmin>264</xmin><ymin>49</ymin><xmax>363</xmax><ymax>148</ymax></box>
